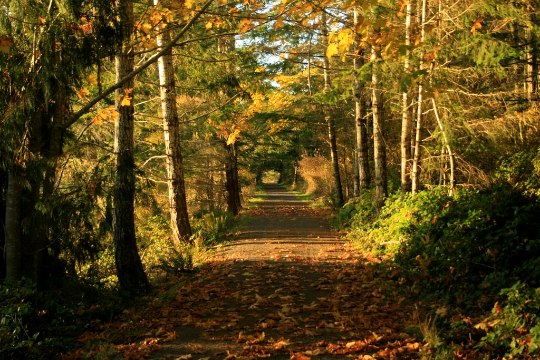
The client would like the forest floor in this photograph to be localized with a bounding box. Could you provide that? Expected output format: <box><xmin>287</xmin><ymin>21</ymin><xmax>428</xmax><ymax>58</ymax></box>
<box><xmin>68</xmin><ymin>184</ymin><xmax>427</xmax><ymax>359</ymax></box>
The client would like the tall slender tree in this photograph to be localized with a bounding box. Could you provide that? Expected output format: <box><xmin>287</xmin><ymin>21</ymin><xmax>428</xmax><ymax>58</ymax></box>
<box><xmin>400</xmin><ymin>0</ymin><xmax>413</xmax><ymax>197</ymax></box>
<box><xmin>371</xmin><ymin>43</ymin><xmax>388</xmax><ymax>212</ymax></box>
<box><xmin>353</xmin><ymin>6</ymin><xmax>371</xmax><ymax>195</ymax></box>
<box><xmin>155</xmin><ymin>0</ymin><xmax>192</xmax><ymax>245</ymax></box>
<box><xmin>112</xmin><ymin>0</ymin><xmax>150</xmax><ymax>294</ymax></box>
<box><xmin>411</xmin><ymin>0</ymin><xmax>427</xmax><ymax>195</ymax></box>
<box><xmin>322</xmin><ymin>11</ymin><xmax>344</xmax><ymax>207</ymax></box>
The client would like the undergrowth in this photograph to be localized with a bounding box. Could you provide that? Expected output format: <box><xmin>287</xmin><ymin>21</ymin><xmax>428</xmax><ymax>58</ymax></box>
<box><xmin>1</xmin><ymin>207</ymin><xmax>239</xmax><ymax>358</ymax></box>
<box><xmin>342</xmin><ymin>151</ymin><xmax>540</xmax><ymax>358</ymax></box>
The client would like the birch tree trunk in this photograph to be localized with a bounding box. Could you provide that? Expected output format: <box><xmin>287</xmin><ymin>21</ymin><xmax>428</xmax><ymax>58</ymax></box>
<box><xmin>155</xmin><ymin>1</ymin><xmax>192</xmax><ymax>245</ymax></box>
<box><xmin>371</xmin><ymin>45</ymin><xmax>388</xmax><ymax>212</ymax></box>
<box><xmin>401</xmin><ymin>0</ymin><xmax>413</xmax><ymax>197</ymax></box>
<box><xmin>322</xmin><ymin>12</ymin><xmax>344</xmax><ymax>207</ymax></box>
<box><xmin>411</xmin><ymin>0</ymin><xmax>427</xmax><ymax>195</ymax></box>
<box><xmin>113</xmin><ymin>0</ymin><xmax>149</xmax><ymax>294</ymax></box>
<box><xmin>353</xmin><ymin>7</ymin><xmax>371</xmax><ymax>196</ymax></box>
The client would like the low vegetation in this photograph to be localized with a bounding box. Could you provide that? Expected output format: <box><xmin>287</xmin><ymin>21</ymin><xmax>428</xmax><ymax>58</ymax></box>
<box><xmin>337</xmin><ymin>151</ymin><xmax>540</xmax><ymax>358</ymax></box>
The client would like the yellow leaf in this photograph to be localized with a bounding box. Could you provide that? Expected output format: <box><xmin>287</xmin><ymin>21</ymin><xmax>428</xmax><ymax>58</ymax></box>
<box><xmin>91</xmin><ymin>115</ymin><xmax>103</xmax><ymax>126</ymax></box>
<box><xmin>205</xmin><ymin>21</ymin><xmax>213</xmax><ymax>30</ymax></box>
<box><xmin>474</xmin><ymin>322</ymin><xmax>489</xmax><ymax>331</ymax></box>
<box><xmin>86</xmin><ymin>74</ymin><xmax>98</xmax><ymax>86</ymax></box>
<box><xmin>142</xmin><ymin>38</ymin><xmax>157</xmax><ymax>50</ymax></box>
<box><xmin>176</xmin><ymin>355</ymin><xmax>192</xmax><ymax>360</ymax></box>
<box><xmin>141</xmin><ymin>22</ymin><xmax>152</xmax><ymax>34</ymax></box>
<box><xmin>77</xmin><ymin>87</ymin><xmax>90</xmax><ymax>99</ymax></box>
<box><xmin>274</xmin><ymin>17</ymin><xmax>284</xmax><ymax>29</ymax></box>
<box><xmin>120</xmin><ymin>95</ymin><xmax>132</xmax><ymax>106</ymax></box>
<box><xmin>326</xmin><ymin>43</ymin><xmax>339</xmax><ymax>59</ymax></box>
<box><xmin>226</xmin><ymin>129</ymin><xmax>240</xmax><ymax>145</ymax></box>
<box><xmin>110</xmin><ymin>109</ymin><xmax>120</xmax><ymax>122</ymax></box>
<box><xmin>185</xmin><ymin>0</ymin><xmax>195</xmax><ymax>8</ymax></box>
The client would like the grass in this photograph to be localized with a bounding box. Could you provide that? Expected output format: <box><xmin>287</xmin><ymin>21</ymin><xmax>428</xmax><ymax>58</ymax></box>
<box><xmin>245</xmin><ymin>186</ymin><xmax>269</xmax><ymax>208</ymax></box>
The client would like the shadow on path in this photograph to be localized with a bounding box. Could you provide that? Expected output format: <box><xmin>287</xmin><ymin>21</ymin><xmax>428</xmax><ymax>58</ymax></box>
<box><xmin>150</xmin><ymin>183</ymin><xmax>421</xmax><ymax>359</ymax></box>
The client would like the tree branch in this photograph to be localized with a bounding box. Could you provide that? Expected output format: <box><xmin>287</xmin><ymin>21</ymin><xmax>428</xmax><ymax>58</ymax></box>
<box><xmin>65</xmin><ymin>0</ymin><xmax>215</xmax><ymax>129</ymax></box>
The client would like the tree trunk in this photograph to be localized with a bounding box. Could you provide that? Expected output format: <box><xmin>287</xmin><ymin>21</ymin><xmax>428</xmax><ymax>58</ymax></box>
<box><xmin>353</xmin><ymin>7</ymin><xmax>370</xmax><ymax>194</ymax></box>
<box><xmin>113</xmin><ymin>0</ymin><xmax>150</xmax><ymax>294</ymax></box>
<box><xmin>411</xmin><ymin>0</ymin><xmax>427</xmax><ymax>195</ymax></box>
<box><xmin>322</xmin><ymin>12</ymin><xmax>344</xmax><ymax>207</ymax></box>
<box><xmin>371</xmin><ymin>45</ymin><xmax>388</xmax><ymax>212</ymax></box>
<box><xmin>401</xmin><ymin>0</ymin><xmax>413</xmax><ymax>197</ymax></box>
<box><xmin>224</xmin><ymin>141</ymin><xmax>241</xmax><ymax>215</ymax></box>
<box><xmin>432</xmin><ymin>98</ymin><xmax>455</xmax><ymax>194</ymax></box>
<box><xmin>155</xmin><ymin>2</ymin><xmax>192</xmax><ymax>245</ymax></box>
<box><xmin>5</xmin><ymin>171</ymin><xmax>22</xmax><ymax>281</ymax></box>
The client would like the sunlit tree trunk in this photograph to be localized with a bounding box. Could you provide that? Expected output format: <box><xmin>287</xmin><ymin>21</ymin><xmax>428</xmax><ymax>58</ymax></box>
<box><xmin>353</xmin><ymin>7</ymin><xmax>371</xmax><ymax>196</ymax></box>
<box><xmin>155</xmin><ymin>0</ymin><xmax>192</xmax><ymax>245</ymax></box>
<box><xmin>371</xmin><ymin>45</ymin><xmax>388</xmax><ymax>212</ymax></box>
<box><xmin>322</xmin><ymin>12</ymin><xmax>344</xmax><ymax>207</ymax></box>
<box><xmin>411</xmin><ymin>0</ymin><xmax>427</xmax><ymax>195</ymax></box>
<box><xmin>113</xmin><ymin>0</ymin><xmax>149</xmax><ymax>294</ymax></box>
<box><xmin>401</xmin><ymin>0</ymin><xmax>413</xmax><ymax>197</ymax></box>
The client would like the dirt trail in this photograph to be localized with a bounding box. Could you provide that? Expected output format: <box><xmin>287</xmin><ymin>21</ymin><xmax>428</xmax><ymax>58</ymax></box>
<box><xmin>150</xmin><ymin>184</ymin><xmax>422</xmax><ymax>360</ymax></box>
<box><xmin>217</xmin><ymin>183</ymin><xmax>344</xmax><ymax>261</ymax></box>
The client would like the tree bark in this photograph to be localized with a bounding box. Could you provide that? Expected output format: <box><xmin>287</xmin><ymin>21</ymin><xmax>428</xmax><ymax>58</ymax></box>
<box><xmin>322</xmin><ymin>12</ymin><xmax>344</xmax><ymax>207</ymax></box>
<box><xmin>371</xmin><ymin>45</ymin><xmax>388</xmax><ymax>212</ymax></box>
<box><xmin>113</xmin><ymin>0</ymin><xmax>150</xmax><ymax>294</ymax></box>
<box><xmin>5</xmin><ymin>171</ymin><xmax>23</xmax><ymax>281</ymax></box>
<box><xmin>155</xmin><ymin>1</ymin><xmax>192</xmax><ymax>246</ymax></box>
<box><xmin>432</xmin><ymin>98</ymin><xmax>455</xmax><ymax>194</ymax></box>
<box><xmin>411</xmin><ymin>0</ymin><xmax>427</xmax><ymax>195</ymax></box>
<box><xmin>353</xmin><ymin>7</ymin><xmax>370</xmax><ymax>195</ymax></box>
<box><xmin>401</xmin><ymin>0</ymin><xmax>413</xmax><ymax>197</ymax></box>
<box><xmin>224</xmin><ymin>141</ymin><xmax>241</xmax><ymax>216</ymax></box>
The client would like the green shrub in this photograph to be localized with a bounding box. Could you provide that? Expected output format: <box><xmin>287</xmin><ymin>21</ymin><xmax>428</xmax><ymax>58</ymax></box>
<box><xmin>191</xmin><ymin>208</ymin><xmax>234</xmax><ymax>246</ymax></box>
<box><xmin>157</xmin><ymin>245</ymin><xmax>196</xmax><ymax>276</ymax></box>
<box><xmin>475</xmin><ymin>282</ymin><xmax>540</xmax><ymax>358</ymax></box>
<box><xmin>395</xmin><ymin>185</ymin><xmax>540</xmax><ymax>308</ymax></box>
<box><xmin>495</xmin><ymin>150</ymin><xmax>540</xmax><ymax>196</ymax></box>
<box><xmin>347</xmin><ymin>187</ymin><xmax>452</xmax><ymax>257</ymax></box>
<box><xmin>0</xmin><ymin>279</ymin><xmax>39</xmax><ymax>358</ymax></box>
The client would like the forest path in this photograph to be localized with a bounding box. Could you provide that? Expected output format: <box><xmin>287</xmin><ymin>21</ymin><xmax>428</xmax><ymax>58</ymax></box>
<box><xmin>148</xmin><ymin>184</ymin><xmax>423</xmax><ymax>359</ymax></box>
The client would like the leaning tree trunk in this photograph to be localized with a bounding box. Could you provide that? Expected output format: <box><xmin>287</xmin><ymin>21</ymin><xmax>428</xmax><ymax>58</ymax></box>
<box><xmin>353</xmin><ymin>7</ymin><xmax>371</xmax><ymax>195</ymax></box>
<box><xmin>371</xmin><ymin>45</ymin><xmax>388</xmax><ymax>212</ymax></box>
<box><xmin>5</xmin><ymin>171</ymin><xmax>23</xmax><ymax>281</ymax></box>
<box><xmin>322</xmin><ymin>12</ymin><xmax>344</xmax><ymax>207</ymax></box>
<box><xmin>401</xmin><ymin>0</ymin><xmax>413</xmax><ymax>197</ymax></box>
<box><xmin>113</xmin><ymin>0</ymin><xmax>149</xmax><ymax>294</ymax></box>
<box><xmin>155</xmin><ymin>2</ymin><xmax>192</xmax><ymax>246</ymax></box>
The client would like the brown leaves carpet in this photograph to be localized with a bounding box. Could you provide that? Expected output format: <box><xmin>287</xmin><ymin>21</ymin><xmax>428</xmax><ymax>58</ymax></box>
<box><xmin>147</xmin><ymin>184</ymin><xmax>423</xmax><ymax>360</ymax></box>
<box><xmin>67</xmin><ymin>184</ymin><xmax>424</xmax><ymax>359</ymax></box>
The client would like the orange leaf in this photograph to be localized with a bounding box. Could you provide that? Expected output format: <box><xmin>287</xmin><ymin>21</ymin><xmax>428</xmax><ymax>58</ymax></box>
<box><xmin>471</xmin><ymin>18</ymin><xmax>483</xmax><ymax>36</ymax></box>
<box><xmin>290</xmin><ymin>352</ymin><xmax>311</xmax><ymax>360</ymax></box>
<box><xmin>120</xmin><ymin>94</ymin><xmax>132</xmax><ymax>107</ymax></box>
<box><xmin>77</xmin><ymin>87</ymin><xmax>90</xmax><ymax>99</ymax></box>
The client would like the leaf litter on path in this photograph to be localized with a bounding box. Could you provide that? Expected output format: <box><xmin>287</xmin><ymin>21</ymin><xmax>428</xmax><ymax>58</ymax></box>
<box><xmin>66</xmin><ymin>184</ymin><xmax>425</xmax><ymax>359</ymax></box>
